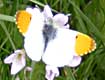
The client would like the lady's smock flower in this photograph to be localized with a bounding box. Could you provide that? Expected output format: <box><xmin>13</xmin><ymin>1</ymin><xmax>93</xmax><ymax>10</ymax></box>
<box><xmin>43</xmin><ymin>5</ymin><xmax>69</xmax><ymax>29</ymax></box>
<box><xmin>45</xmin><ymin>65</ymin><xmax>59</xmax><ymax>80</ymax></box>
<box><xmin>4</xmin><ymin>49</ymin><xmax>25</xmax><ymax>75</ymax></box>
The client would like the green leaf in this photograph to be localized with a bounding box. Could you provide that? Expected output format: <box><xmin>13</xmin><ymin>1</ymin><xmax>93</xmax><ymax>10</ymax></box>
<box><xmin>64</xmin><ymin>67</ymin><xmax>76</xmax><ymax>80</ymax></box>
<box><xmin>0</xmin><ymin>21</ymin><xmax>16</xmax><ymax>50</ymax></box>
<box><xmin>0</xmin><ymin>14</ymin><xmax>15</xmax><ymax>22</ymax></box>
<box><xmin>30</xmin><ymin>61</ymin><xmax>45</xmax><ymax>80</ymax></box>
<box><xmin>29</xmin><ymin>0</ymin><xmax>58</xmax><ymax>13</ymax></box>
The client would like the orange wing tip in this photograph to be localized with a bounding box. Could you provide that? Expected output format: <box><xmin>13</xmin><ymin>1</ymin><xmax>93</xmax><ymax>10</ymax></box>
<box><xmin>81</xmin><ymin>40</ymin><xmax>96</xmax><ymax>56</ymax></box>
<box><xmin>79</xmin><ymin>54</ymin><xmax>83</xmax><ymax>56</ymax></box>
<box><xmin>75</xmin><ymin>33</ymin><xmax>96</xmax><ymax>56</ymax></box>
<box><xmin>90</xmin><ymin>41</ymin><xmax>96</xmax><ymax>52</ymax></box>
<box><xmin>15</xmin><ymin>10</ymin><xmax>32</xmax><ymax>35</ymax></box>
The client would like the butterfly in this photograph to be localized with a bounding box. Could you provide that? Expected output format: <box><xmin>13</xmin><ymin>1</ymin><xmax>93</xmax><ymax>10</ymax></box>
<box><xmin>15</xmin><ymin>5</ymin><xmax>96</xmax><ymax>67</ymax></box>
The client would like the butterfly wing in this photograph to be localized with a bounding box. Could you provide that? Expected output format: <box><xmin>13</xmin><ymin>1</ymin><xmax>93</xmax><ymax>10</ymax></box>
<box><xmin>24</xmin><ymin>8</ymin><xmax>45</xmax><ymax>61</ymax></box>
<box><xmin>75</xmin><ymin>32</ymin><xmax>96</xmax><ymax>56</ymax></box>
<box><xmin>24</xmin><ymin>33</ymin><xmax>44</xmax><ymax>61</ymax></box>
<box><xmin>42</xmin><ymin>28</ymin><xmax>96</xmax><ymax>67</ymax></box>
<box><xmin>15</xmin><ymin>10</ymin><xmax>31</xmax><ymax>35</ymax></box>
<box><xmin>42</xmin><ymin>28</ymin><xmax>78</xmax><ymax>67</ymax></box>
<box><xmin>16</xmin><ymin>8</ymin><xmax>45</xmax><ymax>61</ymax></box>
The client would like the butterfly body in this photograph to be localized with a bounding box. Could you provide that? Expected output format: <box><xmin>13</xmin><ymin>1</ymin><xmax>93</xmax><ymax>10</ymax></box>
<box><xmin>43</xmin><ymin>24</ymin><xmax>57</xmax><ymax>51</ymax></box>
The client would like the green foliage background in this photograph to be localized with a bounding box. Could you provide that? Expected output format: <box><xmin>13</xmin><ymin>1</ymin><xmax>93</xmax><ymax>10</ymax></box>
<box><xmin>0</xmin><ymin>0</ymin><xmax>105</xmax><ymax>80</ymax></box>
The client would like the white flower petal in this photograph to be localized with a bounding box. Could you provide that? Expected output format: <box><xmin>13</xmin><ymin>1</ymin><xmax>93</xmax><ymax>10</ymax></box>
<box><xmin>14</xmin><ymin>50</ymin><xmax>24</xmax><ymax>54</ymax></box>
<box><xmin>11</xmin><ymin>57</ymin><xmax>25</xmax><ymax>75</ymax></box>
<box><xmin>67</xmin><ymin>56</ymin><xmax>82</xmax><ymax>67</ymax></box>
<box><xmin>15</xmin><ymin>76</ymin><xmax>20</xmax><ymax>80</ymax></box>
<box><xmin>4</xmin><ymin>53</ymin><xmax>16</xmax><ymax>64</ymax></box>
<box><xmin>53</xmin><ymin>13</ymin><xmax>68</xmax><ymax>26</ymax></box>
<box><xmin>25</xmin><ymin>66</ymin><xmax>32</xmax><ymax>72</ymax></box>
<box><xmin>45</xmin><ymin>65</ymin><xmax>59</xmax><ymax>80</ymax></box>
<box><xmin>43</xmin><ymin>5</ymin><xmax>53</xmax><ymax>18</ymax></box>
<box><xmin>4</xmin><ymin>49</ymin><xmax>26</xmax><ymax>75</ymax></box>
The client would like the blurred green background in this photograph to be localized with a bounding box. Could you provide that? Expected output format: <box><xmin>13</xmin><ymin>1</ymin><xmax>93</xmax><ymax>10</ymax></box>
<box><xmin>0</xmin><ymin>0</ymin><xmax>105</xmax><ymax>80</ymax></box>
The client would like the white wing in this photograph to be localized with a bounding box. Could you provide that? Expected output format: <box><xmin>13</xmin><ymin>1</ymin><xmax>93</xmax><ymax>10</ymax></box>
<box><xmin>24</xmin><ymin>32</ymin><xmax>44</xmax><ymax>61</ymax></box>
<box><xmin>42</xmin><ymin>28</ymin><xmax>78</xmax><ymax>67</ymax></box>
<box><xmin>24</xmin><ymin>8</ymin><xmax>45</xmax><ymax>61</ymax></box>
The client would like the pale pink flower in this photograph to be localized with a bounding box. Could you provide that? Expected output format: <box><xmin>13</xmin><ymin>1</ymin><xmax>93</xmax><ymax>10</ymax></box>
<box><xmin>4</xmin><ymin>49</ymin><xmax>25</xmax><ymax>75</ymax></box>
<box><xmin>43</xmin><ymin>5</ymin><xmax>70</xmax><ymax>28</ymax></box>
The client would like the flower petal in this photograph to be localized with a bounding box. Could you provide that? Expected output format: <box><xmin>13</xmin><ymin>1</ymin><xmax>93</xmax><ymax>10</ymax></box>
<box><xmin>15</xmin><ymin>76</ymin><xmax>20</xmax><ymax>80</ymax></box>
<box><xmin>45</xmin><ymin>65</ymin><xmax>59</xmax><ymax>80</ymax></box>
<box><xmin>67</xmin><ymin>56</ymin><xmax>82</xmax><ymax>67</ymax></box>
<box><xmin>53</xmin><ymin>13</ymin><xmax>68</xmax><ymax>26</ymax></box>
<box><xmin>4</xmin><ymin>53</ymin><xmax>16</xmax><ymax>64</ymax></box>
<box><xmin>11</xmin><ymin>57</ymin><xmax>25</xmax><ymax>75</ymax></box>
<box><xmin>43</xmin><ymin>5</ymin><xmax>53</xmax><ymax>19</ymax></box>
<box><xmin>25</xmin><ymin>66</ymin><xmax>32</xmax><ymax>72</ymax></box>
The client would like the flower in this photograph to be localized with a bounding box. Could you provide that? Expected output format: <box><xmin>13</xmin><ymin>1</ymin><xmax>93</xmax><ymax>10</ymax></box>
<box><xmin>45</xmin><ymin>57</ymin><xmax>81</xmax><ymax>80</ymax></box>
<box><xmin>4</xmin><ymin>49</ymin><xmax>26</xmax><ymax>75</ymax></box>
<box><xmin>42</xmin><ymin>5</ymin><xmax>70</xmax><ymax>29</ymax></box>
<box><xmin>45</xmin><ymin>65</ymin><xmax>59</xmax><ymax>80</ymax></box>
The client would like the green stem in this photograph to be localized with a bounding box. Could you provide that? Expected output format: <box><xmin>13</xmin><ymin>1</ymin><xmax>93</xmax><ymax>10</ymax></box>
<box><xmin>12</xmin><ymin>75</ymin><xmax>15</xmax><ymax>80</ymax></box>
<box><xmin>30</xmin><ymin>61</ymin><xmax>36</xmax><ymax>80</ymax></box>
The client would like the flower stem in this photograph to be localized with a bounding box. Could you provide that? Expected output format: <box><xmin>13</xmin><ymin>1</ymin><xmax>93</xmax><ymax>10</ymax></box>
<box><xmin>30</xmin><ymin>61</ymin><xmax>36</xmax><ymax>80</ymax></box>
<box><xmin>12</xmin><ymin>75</ymin><xmax>15</xmax><ymax>80</ymax></box>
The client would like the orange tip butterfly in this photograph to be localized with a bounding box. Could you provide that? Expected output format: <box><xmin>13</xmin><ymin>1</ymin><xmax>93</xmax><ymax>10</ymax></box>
<box><xmin>15</xmin><ymin>5</ymin><xmax>96</xmax><ymax>67</ymax></box>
